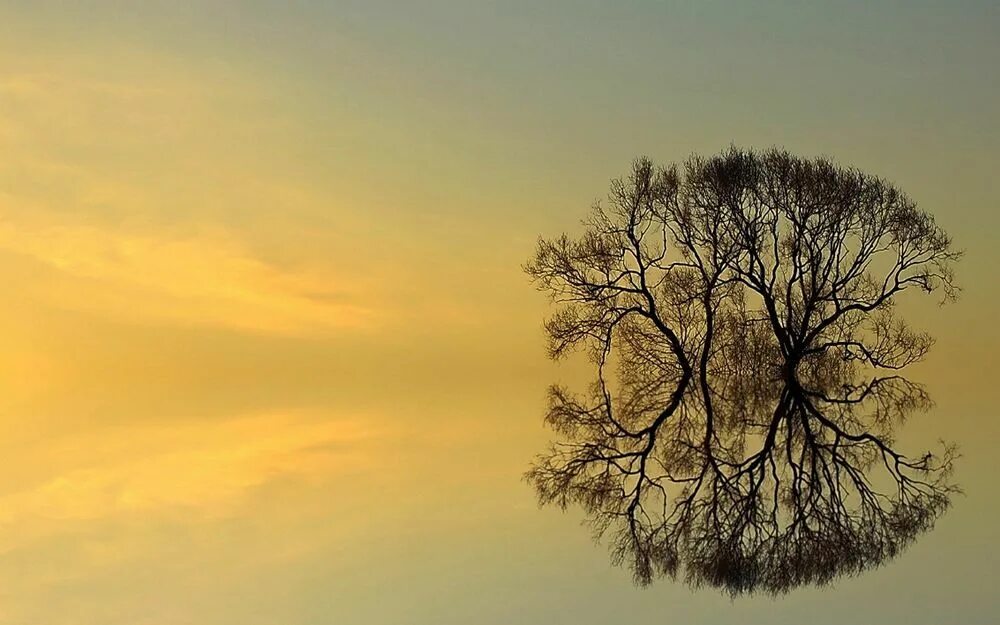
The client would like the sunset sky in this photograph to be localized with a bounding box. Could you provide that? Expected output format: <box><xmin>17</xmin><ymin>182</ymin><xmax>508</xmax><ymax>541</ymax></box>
<box><xmin>0</xmin><ymin>1</ymin><xmax>997</xmax><ymax>623</ymax></box>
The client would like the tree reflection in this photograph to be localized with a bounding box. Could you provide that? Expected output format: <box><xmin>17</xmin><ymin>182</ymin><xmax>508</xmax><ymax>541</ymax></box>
<box><xmin>525</xmin><ymin>148</ymin><xmax>960</xmax><ymax>595</ymax></box>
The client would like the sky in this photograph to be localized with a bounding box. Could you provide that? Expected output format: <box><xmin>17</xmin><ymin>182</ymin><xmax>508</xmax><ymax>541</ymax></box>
<box><xmin>0</xmin><ymin>1</ymin><xmax>997</xmax><ymax>623</ymax></box>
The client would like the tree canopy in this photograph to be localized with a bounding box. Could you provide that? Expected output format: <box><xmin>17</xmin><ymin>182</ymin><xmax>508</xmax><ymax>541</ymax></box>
<box><xmin>525</xmin><ymin>147</ymin><xmax>960</xmax><ymax>595</ymax></box>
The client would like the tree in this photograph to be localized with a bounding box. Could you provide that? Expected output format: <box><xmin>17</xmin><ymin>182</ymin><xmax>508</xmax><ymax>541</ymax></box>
<box><xmin>524</xmin><ymin>147</ymin><xmax>960</xmax><ymax>595</ymax></box>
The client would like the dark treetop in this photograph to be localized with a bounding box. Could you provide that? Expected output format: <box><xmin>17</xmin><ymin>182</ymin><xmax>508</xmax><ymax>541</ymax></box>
<box><xmin>525</xmin><ymin>147</ymin><xmax>960</xmax><ymax>596</ymax></box>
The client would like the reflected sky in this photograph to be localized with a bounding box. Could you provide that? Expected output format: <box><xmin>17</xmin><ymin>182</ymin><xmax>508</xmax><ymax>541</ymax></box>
<box><xmin>0</xmin><ymin>2</ymin><xmax>997</xmax><ymax>623</ymax></box>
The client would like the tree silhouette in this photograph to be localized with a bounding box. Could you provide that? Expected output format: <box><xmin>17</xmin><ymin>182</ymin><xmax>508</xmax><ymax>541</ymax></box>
<box><xmin>525</xmin><ymin>148</ymin><xmax>960</xmax><ymax>595</ymax></box>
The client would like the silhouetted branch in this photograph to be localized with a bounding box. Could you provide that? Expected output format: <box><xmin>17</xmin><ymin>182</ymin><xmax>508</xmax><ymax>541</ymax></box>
<box><xmin>525</xmin><ymin>147</ymin><xmax>959</xmax><ymax>595</ymax></box>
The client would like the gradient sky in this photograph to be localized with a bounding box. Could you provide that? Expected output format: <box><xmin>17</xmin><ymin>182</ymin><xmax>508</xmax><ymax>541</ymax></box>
<box><xmin>0</xmin><ymin>1</ymin><xmax>997</xmax><ymax>623</ymax></box>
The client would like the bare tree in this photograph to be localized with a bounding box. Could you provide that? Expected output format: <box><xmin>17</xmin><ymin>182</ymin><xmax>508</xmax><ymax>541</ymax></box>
<box><xmin>525</xmin><ymin>147</ymin><xmax>960</xmax><ymax>595</ymax></box>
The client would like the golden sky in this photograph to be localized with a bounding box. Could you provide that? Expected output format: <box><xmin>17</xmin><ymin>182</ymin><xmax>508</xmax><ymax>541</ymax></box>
<box><xmin>0</xmin><ymin>2</ymin><xmax>997</xmax><ymax>623</ymax></box>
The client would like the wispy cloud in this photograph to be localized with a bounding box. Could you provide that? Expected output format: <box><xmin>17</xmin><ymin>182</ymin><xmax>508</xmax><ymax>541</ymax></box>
<box><xmin>0</xmin><ymin>410</ymin><xmax>377</xmax><ymax>543</ymax></box>
<box><xmin>0</xmin><ymin>216</ymin><xmax>377</xmax><ymax>334</ymax></box>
